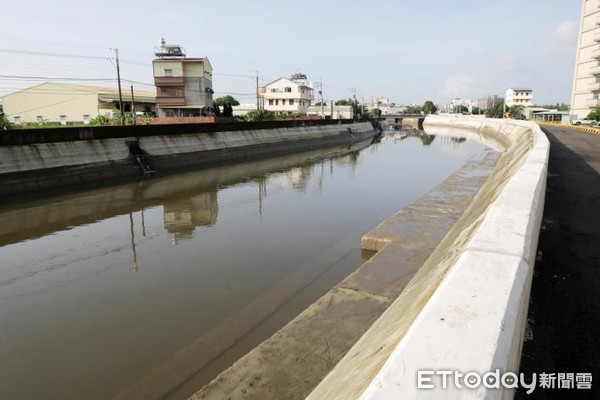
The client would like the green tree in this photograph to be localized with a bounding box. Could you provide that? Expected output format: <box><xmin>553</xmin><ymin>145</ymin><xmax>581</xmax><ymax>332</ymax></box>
<box><xmin>422</xmin><ymin>100</ymin><xmax>437</xmax><ymax>114</ymax></box>
<box><xmin>335</xmin><ymin>98</ymin><xmax>353</xmax><ymax>106</ymax></box>
<box><xmin>485</xmin><ymin>102</ymin><xmax>505</xmax><ymax>118</ymax></box>
<box><xmin>89</xmin><ymin>115</ymin><xmax>111</xmax><ymax>126</ymax></box>
<box><xmin>586</xmin><ymin>107</ymin><xmax>600</xmax><ymax>121</ymax></box>
<box><xmin>453</xmin><ymin>105</ymin><xmax>469</xmax><ymax>114</ymax></box>
<box><xmin>214</xmin><ymin>95</ymin><xmax>240</xmax><ymax>107</ymax></box>
<box><xmin>245</xmin><ymin>109</ymin><xmax>275</xmax><ymax>121</ymax></box>
<box><xmin>535</xmin><ymin>103</ymin><xmax>570</xmax><ymax>111</ymax></box>
<box><xmin>0</xmin><ymin>114</ymin><xmax>13</xmax><ymax>130</ymax></box>
<box><xmin>222</xmin><ymin>103</ymin><xmax>234</xmax><ymax>117</ymax></box>
<box><xmin>213</xmin><ymin>103</ymin><xmax>221</xmax><ymax>117</ymax></box>
<box><xmin>405</xmin><ymin>105</ymin><xmax>423</xmax><ymax>114</ymax></box>
<box><xmin>471</xmin><ymin>106</ymin><xmax>481</xmax><ymax>115</ymax></box>
<box><xmin>508</xmin><ymin>105</ymin><xmax>525</xmax><ymax>118</ymax></box>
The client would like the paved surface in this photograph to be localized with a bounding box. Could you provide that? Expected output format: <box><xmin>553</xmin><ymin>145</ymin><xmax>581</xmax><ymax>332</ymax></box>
<box><xmin>517</xmin><ymin>126</ymin><xmax>600</xmax><ymax>399</ymax></box>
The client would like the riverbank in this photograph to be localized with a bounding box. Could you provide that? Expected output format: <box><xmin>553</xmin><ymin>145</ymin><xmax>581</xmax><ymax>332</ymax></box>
<box><xmin>0</xmin><ymin>120</ymin><xmax>376</xmax><ymax>197</ymax></box>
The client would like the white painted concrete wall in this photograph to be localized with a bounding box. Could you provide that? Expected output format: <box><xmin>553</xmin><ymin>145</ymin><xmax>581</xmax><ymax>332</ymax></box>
<box><xmin>308</xmin><ymin>116</ymin><xmax>549</xmax><ymax>400</ymax></box>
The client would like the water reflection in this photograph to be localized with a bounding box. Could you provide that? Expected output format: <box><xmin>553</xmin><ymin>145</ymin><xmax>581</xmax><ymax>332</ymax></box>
<box><xmin>0</xmin><ymin>134</ymin><xmax>488</xmax><ymax>400</ymax></box>
<box><xmin>164</xmin><ymin>192</ymin><xmax>219</xmax><ymax>243</ymax></box>
<box><xmin>0</xmin><ymin>141</ymin><xmax>365</xmax><ymax>249</ymax></box>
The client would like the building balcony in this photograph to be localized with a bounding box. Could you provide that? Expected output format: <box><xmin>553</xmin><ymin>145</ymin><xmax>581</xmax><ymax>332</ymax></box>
<box><xmin>156</xmin><ymin>96</ymin><xmax>186</xmax><ymax>106</ymax></box>
<box><xmin>591</xmin><ymin>65</ymin><xmax>600</xmax><ymax>75</ymax></box>
<box><xmin>587</xmin><ymin>99</ymin><xmax>600</xmax><ymax>108</ymax></box>
<box><xmin>592</xmin><ymin>48</ymin><xmax>600</xmax><ymax>59</ymax></box>
<box><xmin>589</xmin><ymin>81</ymin><xmax>600</xmax><ymax>91</ymax></box>
<box><xmin>154</xmin><ymin>77</ymin><xmax>185</xmax><ymax>86</ymax></box>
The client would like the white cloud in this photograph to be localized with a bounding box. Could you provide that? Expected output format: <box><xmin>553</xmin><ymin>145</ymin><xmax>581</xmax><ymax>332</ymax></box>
<box><xmin>497</xmin><ymin>54</ymin><xmax>516</xmax><ymax>71</ymax></box>
<box><xmin>439</xmin><ymin>72</ymin><xmax>480</xmax><ymax>99</ymax></box>
<box><xmin>546</xmin><ymin>20</ymin><xmax>579</xmax><ymax>53</ymax></box>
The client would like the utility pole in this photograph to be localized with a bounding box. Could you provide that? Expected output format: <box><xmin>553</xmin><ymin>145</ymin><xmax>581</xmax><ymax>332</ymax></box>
<box><xmin>130</xmin><ymin>85</ymin><xmax>136</xmax><ymax>125</ymax></box>
<box><xmin>314</xmin><ymin>80</ymin><xmax>324</xmax><ymax>118</ymax></box>
<box><xmin>256</xmin><ymin>71</ymin><xmax>260</xmax><ymax>111</ymax></box>
<box><xmin>114</xmin><ymin>48</ymin><xmax>125</xmax><ymax>125</ymax></box>
<box><xmin>351</xmin><ymin>87</ymin><xmax>357</xmax><ymax>121</ymax></box>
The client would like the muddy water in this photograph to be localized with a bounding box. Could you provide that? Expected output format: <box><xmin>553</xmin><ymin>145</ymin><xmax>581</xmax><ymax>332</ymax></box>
<box><xmin>0</xmin><ymin>133</ymin><xmax>485</xmax><ymax>400</ymax></box>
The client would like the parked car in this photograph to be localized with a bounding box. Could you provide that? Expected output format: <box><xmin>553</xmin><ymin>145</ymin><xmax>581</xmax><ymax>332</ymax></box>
<box><xmin>572</xmin><ymin>119</ymin><xmax>598</xmax><ymax>126</ymax></box>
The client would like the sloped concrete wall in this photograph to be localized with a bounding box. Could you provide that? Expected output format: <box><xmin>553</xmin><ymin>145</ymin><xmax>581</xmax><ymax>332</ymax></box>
<box><xmin>0</xmin><ymin>123</ymin><xmax>374</xmax><ymax>196</ymax></box>
<box><xmin>308</xmin><ymin>116</ymin><xmax>548</xmax><ymax>399</ymax></box>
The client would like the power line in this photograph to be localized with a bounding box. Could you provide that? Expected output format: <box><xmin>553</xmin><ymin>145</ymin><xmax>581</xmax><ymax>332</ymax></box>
<box><xmin>0</xmin><ymin>47</ymin><xmax>109</xmax><ymax>60</ymax></box>
<box><xmin>0</xmin><ymin>74</ymin><xmax>116</xmax><ymax>82</ymax></box>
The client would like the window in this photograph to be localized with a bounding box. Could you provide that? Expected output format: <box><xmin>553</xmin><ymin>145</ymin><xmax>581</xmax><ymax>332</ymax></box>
<box><xmin>289</xmin><ymin>99</ymin><xmax>294</xmax><ymax>106</ymax></box>
<box><xmin>36</xmin><ymin>116</ymin><xmax>43</xmax><ymax>123</ymax></box>
<box><xmin>269</xmin><ymin>99</ymin><xmax>273</xmax><ymax>105</ymax></box>
<box><xmin>164</xmin><ymin>68</ymin><xmax>173</xmax><ymax>77</ymax></box>
<box><xmin>282</xmin><ymin>99</ymin><xmax>286</xmax><ymax>106</ymax></box>
<box><xmin>176</xmin><ymin>90</ymin><xmax>183</xmax><ymax>97</ymax></box>
<box><xmin>275</xmin><ymin>100</ymin><xmax>279</xmax><ymax>106</ymax></box>
<box><xmin>284</xmin><ymin>87</ymin><xmax>292</xmax><ymax>93</ymax></box>
<box><xmin>165</xmin><ymin>110</ymin><xmax>175</xmax><ymax>117</ymax></box>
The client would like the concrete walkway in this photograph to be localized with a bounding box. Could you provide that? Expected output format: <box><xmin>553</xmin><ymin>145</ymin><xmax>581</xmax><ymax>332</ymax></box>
<box><xmin>517</xmin><ymin>126</ymin><xmax>600</xmax><ymax>399</ymax></box>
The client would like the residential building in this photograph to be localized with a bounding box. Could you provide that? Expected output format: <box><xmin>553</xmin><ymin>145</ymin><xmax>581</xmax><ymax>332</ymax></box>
<box><xmin>1</xmin><ymin>82</ymin><xmax>155</xmax><ymax>125</ymax></box>
<box><xmin>571</xmin><ymin>0</ymin><xmax>600</xmax><ymax>120</ymax></box>
<box><xmin>261</xmin><ymin>72</ymin><xmax>314</xmax><ymax>114</ymax></box>
<box><xmin>505</xmin><ymin>88</ymin><xmax>533</xmax><ymax>108</ymax></box>
<box><xmin>153</xmin><ymin>39</ymin><xmax>214</xmax><ymax>118</ymax></box>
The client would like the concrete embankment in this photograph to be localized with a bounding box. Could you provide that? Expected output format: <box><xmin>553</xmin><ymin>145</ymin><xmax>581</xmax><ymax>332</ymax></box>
<box><xmin>189</xmin><ymin>137</ymin><xmax>500</xmax><ymax>400</ymax></box>
<box><xmin>309</xmin><ymin>116</ymin><xmax>548</xmax><ymax>399</ymax></box>
<box><xmin>0</xmin><ymin>120</ymin><xmax>375</xmax><ymax>197</ymax></box>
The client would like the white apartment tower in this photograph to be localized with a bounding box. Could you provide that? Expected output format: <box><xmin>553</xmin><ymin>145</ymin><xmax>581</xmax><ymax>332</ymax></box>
<box><xmin>571</xmin><ymin>0</ymin><xmax>600</xmax><ymax>120</ymax></box>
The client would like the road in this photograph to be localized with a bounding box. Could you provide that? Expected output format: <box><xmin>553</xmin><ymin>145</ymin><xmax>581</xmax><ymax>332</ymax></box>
<box><xmin>517</xmin><ymin>126</ymin><xmax>600</xmax><ymax>399</ymax></box>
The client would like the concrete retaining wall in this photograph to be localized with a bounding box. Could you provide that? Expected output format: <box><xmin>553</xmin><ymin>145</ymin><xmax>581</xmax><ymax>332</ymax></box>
<box><xmin>308</xmin><ymin>116</ymin><xmax>549</xmax><ymax>399</ymax></box>
<box><xmin>0</xmin><ymin>122</ymin><xmax>374</xmax><ymax>197</ymax></box>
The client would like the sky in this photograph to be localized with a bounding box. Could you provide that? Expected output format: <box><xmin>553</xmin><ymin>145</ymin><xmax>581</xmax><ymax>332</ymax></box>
<box><xmin>0</xmin><ymin>0</ymin><xmax>581</xmax><ymax>105</ymax></box>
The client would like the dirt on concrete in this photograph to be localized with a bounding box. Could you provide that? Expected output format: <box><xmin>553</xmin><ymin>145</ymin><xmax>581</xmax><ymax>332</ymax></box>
<box><xmin>516</xmin><ymin>127</ymin><xmax>600</xmax><ymax>399</ymax></box>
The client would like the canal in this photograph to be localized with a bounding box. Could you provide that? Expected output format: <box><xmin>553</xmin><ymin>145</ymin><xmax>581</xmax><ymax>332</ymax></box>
<box><xmin>0</xmin><ymin>132</ymin><xmax>486</xmax><ymax>400</ymax></box>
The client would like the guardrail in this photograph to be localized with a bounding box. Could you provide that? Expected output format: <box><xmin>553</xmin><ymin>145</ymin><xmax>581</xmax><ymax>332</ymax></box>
<box><xmin>308</xmin><ymin>116</ymin><xmax>549</xmax><ymax>399</ymax></box>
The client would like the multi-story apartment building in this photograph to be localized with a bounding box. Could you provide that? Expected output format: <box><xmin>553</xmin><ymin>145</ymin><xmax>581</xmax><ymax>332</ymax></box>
<box><xmin>571</xmin><ymin>0</ymin><xmax>600</xmax><ymax>120</ymax></box>
<box><xmin>152</xmin><ymin>39</ymin><xmax>214</xmax><ymax>118</ymax></box>
<box><xmin>261</xmin><ymin>72</ymin><xmax>314</xmax><ymax>115</ymax></box>
<box><xmin>505</xmin><ymin>88</ymin><xmax>533</xmax><ymax>108</ymax></box>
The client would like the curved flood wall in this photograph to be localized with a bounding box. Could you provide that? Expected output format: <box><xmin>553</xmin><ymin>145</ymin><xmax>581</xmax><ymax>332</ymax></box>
<box><xmin>0</xmin><ymin>121</ymin><xmax>375</xmax><ymax>197</ymax></box>
<box><xmin>308</xmin><ymin>116</ymin><xmax>549</xmax><ymax>399</ymax></box>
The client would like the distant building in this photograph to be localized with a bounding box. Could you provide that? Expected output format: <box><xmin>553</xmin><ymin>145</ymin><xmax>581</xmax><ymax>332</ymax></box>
<box><xmin>261</xmin><ymin>72</ymin><xmax>314</xmax><ymax>115</ymax></box>
<box><xmin>153</xmin><ymin>38</ymin><xmax>214</xmax><ymax>118</ymax></box>
<box><xmin>231</xmin><ymin>104</ymin><xmax>258</xmax><ymax>117</ymax></box>
<box><xmin>1</xmin><ymin>82</ymin><xmax>155</xmax><ymax>125</ymax></box>
<box><xmin>505</xmin><ymin>88</ymin><xmax>533</xmax><ymax>108</ymax></box>
<box><xmin>307</xmin><ymin>104</ymin><xmax>354</xmax><ymax>119</ymax></box>
<box><xmin>571</xmin><ymin>0</ymin><xmax>600</xmax><ymax>119</ymax></box>
<box><xmin>477</xmin><ymin>95</ymin><xmax>502</xmax><ymax>110</ymax></box>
